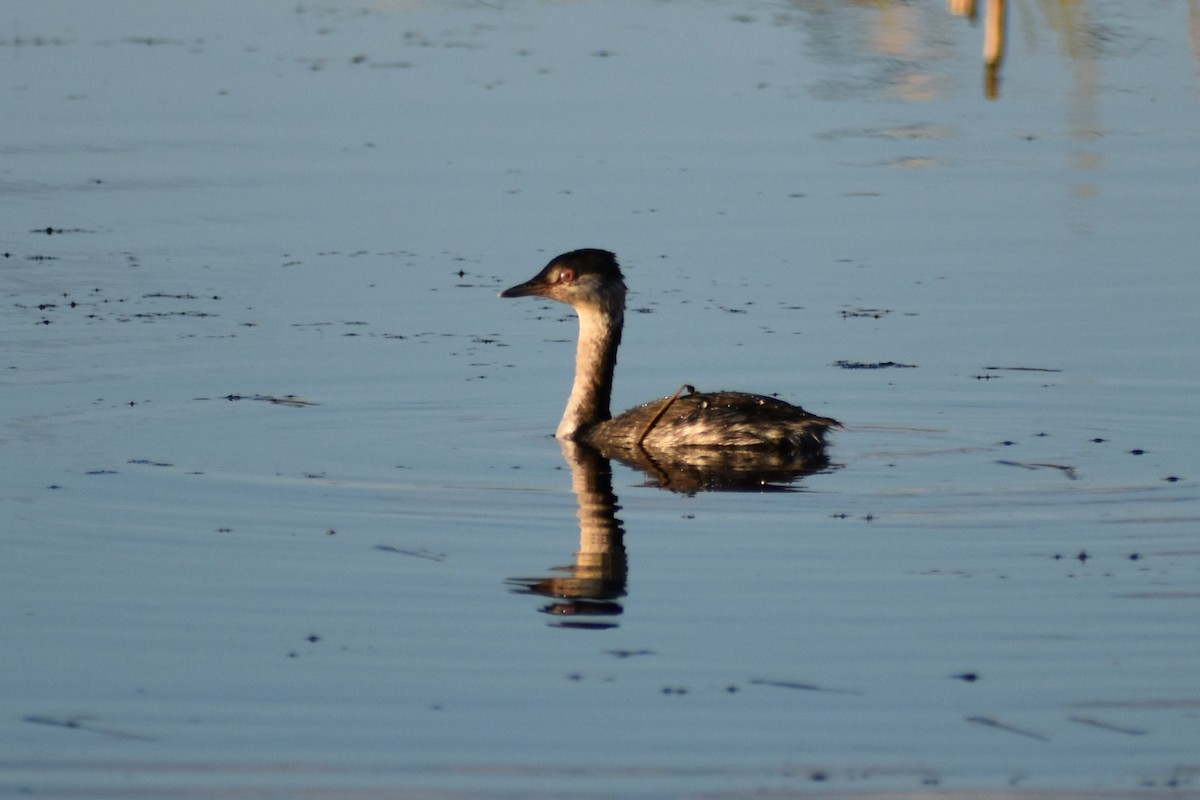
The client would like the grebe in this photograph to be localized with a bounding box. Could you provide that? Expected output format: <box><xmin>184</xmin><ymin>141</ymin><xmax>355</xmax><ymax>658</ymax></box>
<box><xmin>500</xmin><ymin>249</ymin><xmax>840</xmax><ymax>455</ymax></box>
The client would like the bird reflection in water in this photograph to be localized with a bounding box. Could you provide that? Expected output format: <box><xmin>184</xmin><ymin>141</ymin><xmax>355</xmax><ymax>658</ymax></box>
<box><xmin>507</xmin><ymin>441</ymin><xmax>835</xmax><ymax>629</ymax></box>
<box><xmin>602</xmin><ymin>423</ymin><xmax>834</xmax><ymax>494</ymax></box>
<box><xmin>507</xmin><ymin>442</ymin><xmax>628</xmax><ymax>630</ymax></box>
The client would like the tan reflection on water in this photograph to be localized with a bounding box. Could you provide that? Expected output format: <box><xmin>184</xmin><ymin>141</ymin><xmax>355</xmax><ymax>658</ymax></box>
<box><xmin>946</xmin><ymin>0</ymin><xmax>1007</xmax><ymax>99</ymax></box>
<box><xmin>368</xmin><ymin>0</ymin><xmax>1198</xmax><ymax>104</ymax></box>
<box><xmin>982</xmin><ymin>0</ymin><xmax>1007</xmax><ymax>99</ymax></box>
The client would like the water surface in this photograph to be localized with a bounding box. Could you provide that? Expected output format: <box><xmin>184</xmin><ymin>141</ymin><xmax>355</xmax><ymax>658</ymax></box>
<box><xmin>2</xmin><ymin>1</ymin><xmax>1199</xmax><ymax>797</ymax></box>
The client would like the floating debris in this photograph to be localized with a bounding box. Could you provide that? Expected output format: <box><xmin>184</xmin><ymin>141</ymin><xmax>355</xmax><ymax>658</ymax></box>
<box><xmin>965</xmin><ymin>715</ymin><xmax>1050</xmax><ymax>741</ymax></box>
<box><xmin>1068</xmin><ymin>716</ymin><xmax>1148</xmax><ymax>736</ymax></box>
<box><xmin>375</xmin><ymin>545</ymin><xmax>446</xmax><ymax>562</ymax></box>
<box><xmin>750</xmin><ymin>678</ymin><xmax>862</xmax><ymax>695</ymax></box>
<box><xmin>23</xmin><ymin>715</ymin><xmax>155</xmax><ymax>741</ymax></box>
<box><xmin>607</xmin><ymin>649</ymin><xmax>654</xmax><ymax>659</ymax></box>
<box><xmin>833</xmin><ymin>360</ymin><xmax>917</xmax><ymax>370</ymax></box>
<box><xmin>30</xmin><ymin>226</ymin><xmax>96</xmax><ymax>235</ymax></box>
<box><xmin>996</xmin><ymin>460</ymin><xmax>1078</xmax><ymax>480</ymax></box>
<box><xmin>223</xmin><ymin>394</ymin><xmax>317</xmax><ymax>407</ymax></box>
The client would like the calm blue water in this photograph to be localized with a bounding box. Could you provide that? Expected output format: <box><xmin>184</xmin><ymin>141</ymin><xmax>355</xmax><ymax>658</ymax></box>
<box><xmin>2</xmin><ymin>1</ymin><xmax>1198</xmax><ymax>797</ymax></box>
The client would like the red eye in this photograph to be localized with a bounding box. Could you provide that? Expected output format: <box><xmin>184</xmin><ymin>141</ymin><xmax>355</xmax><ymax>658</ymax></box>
<box><xmin>558</xmin><ymin>268</ymin><xmax>574</xmax><ymax>284</ymax></box>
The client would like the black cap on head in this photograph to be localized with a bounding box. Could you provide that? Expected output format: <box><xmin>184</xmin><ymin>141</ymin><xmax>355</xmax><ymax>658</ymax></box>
<box><xmin>547</xmin><ymin>249</ymin><xmax>622</xmax><ymax>279</ymax></box>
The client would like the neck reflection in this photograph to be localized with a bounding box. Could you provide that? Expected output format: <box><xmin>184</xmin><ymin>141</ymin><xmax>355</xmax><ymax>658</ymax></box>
<box><xmin>506</xmin><ymin>441</ymin><xmax>628</xmax><ymax>630</ymax></box>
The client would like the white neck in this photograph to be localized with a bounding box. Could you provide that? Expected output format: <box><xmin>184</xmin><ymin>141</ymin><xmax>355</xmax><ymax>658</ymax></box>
<box><xmin>557</xmin><ymin>291</ymin><xmax>624</xmax><ymax>440</ymax></box>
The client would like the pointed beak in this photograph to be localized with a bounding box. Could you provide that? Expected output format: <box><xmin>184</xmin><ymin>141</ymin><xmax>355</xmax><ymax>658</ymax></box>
<box><xmin>499</xmin><ymin>277</ymin><xmax>546</xmax><ymax>298</ymax></box>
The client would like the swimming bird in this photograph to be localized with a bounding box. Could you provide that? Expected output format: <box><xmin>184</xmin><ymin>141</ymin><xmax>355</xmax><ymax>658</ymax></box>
<box><xmin>500</xmin><ymin>249</ymin><xmax>839</xmax><ymax>457</ymax></box>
